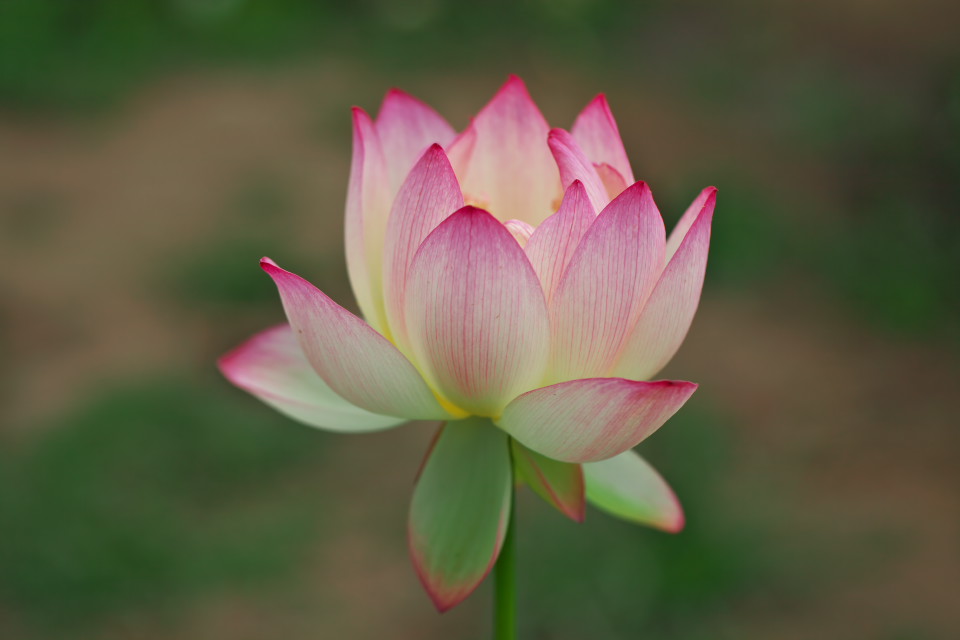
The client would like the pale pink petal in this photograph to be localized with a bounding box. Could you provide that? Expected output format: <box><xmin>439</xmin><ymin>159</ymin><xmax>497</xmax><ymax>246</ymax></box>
<box><xmin>344</xmin><ymin>107</ymin><xmax>391</xmax><ymax>333</ymax></box>
<box><xmin>503</xmin><ymin>219</ymin><xmax>535</xmax><ymax>247</ymax></box>
<box><xmin>595</xmin><ymin>162</ymin><xmax>629</xmax><ymax>200</ymax></box>
<box><xmin>261</xmin><ymin>258</ymin><xmax>453</xmax><ymax>420</ymax></box>
<box><xmin>613</xmin><ymin>188</ymin><xmax>716</xmax><ymax>380</ymax></box>
<box><xmin>571</xmin><ymin>94</ymin><xmax>634</xmax><ymax>184</ymax></box>
<box><xmin>219</xmin><ymin>324</ymin><xmax>406</xmax><ymax>432</ymax></box>
<box><xmin>667</xmin><ymin>186</ymin><xmax>716</xmax><ymax>261</ymax></box>
<box><xmin>548</xmin><ymin>128</ymin><xmax>609</xmax><ymax>213</ymax></box>
<box><xmin>524</xmin><ymin>180</ymin><xmax>595</xmax><ymax>304</ymax></box>
<box><xmin>584</xmin><ymin>449</ymin><xmax>684</xmax><ymax>532</ymax></box>
<box><xmin>446</xmin><ymin>76</ymin><xmax>560</xmax><ymax>226</ymax></box>
<box><xmin>547</xmin><ymin>182</ymin><xmax>666</xmax><ymax>383</ymax></box>
<box><xmin>497</xmin><ymin>378</ymin><xmax>697</xmax><ymax>463</ymax></box>
<box><xmin>375</xmin><ymin>89</ymin><xmax>457</xmax><ymax>194</ymax></box>
<box><xmin>404</xmin><ymin>207</ymin><xmax>550</xmax><ymax>416</ymax></box>
<box><xmin>382</xmin><ymin>144</ymin><xmax>464</xmax><ymax>348</ymax></box>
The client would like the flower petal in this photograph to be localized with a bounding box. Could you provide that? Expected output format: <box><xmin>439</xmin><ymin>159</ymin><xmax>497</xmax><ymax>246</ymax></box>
<box><xmin>571</xmin><ymin>94</ymin><xmax>634</xmax><ymax>184</ymax></box>
<box><xmin>503</xmin><ymin>219</ymin><xmax>535</xmax><ymax>247</ymax></box>
<box><xmin>404</xmin><ymin>207</ymin><xmax>550</xmax><ymax>416</ymax></box>
<box><xmin>584</xmin><ymin>449</ymin><xmax>684</xmax><ymax>532</ymax></box>
<box><xmin>497</xmin><ymin>377</ymin><xmax>697</xmax><ymax>463</ymax></box>
<box><xmin>547</xmin><ymin>128</ymin><xmax>609</xmax><ymax>213</ymax></box>
<box><xmin>219</xmin><ymin>324</ymin><xmax>406</xmax><ymax>432</ymax></box>
<box><xmin>595</xmin><ymin>162</ymin><xmax>629</xmax><ymax>200</ymax></box>
<box><xmin>524</xmin><ymin>180</ymin><xmax>595</xmax><ymax>304</ymax></box>
<box><xmin>376</xmin><ymin>89</ymin><xmax>457</xmax><ymax>193</ymax></box>
<box><xmin>382</xmin><ymin>144</ymin><xmax>464</xmax><ymax>349</ymax></box>
<box><xmin>447</xmin><ymin>76</ymin><xmax>560</xmax><ymax>226</ymax></box>
<box><xmin>409</xmin><ymin>418</ymin><xmax>512</xmax><ymax>611</ymax></box>
<box><xmin>547</xmin><ymin>182</ymin><xmax>666</xmax><ymax>383</ymax></box>
<box><xmin>612</xmin><ymin>188</ymin><xmax>716</xmax><ymax>380</ymax></box>
<box><xmin>344</xmin><ymin>107</ymin><xmax>391</xmax><ymax>333</ymax></box>
<box><xmin>261</xmin><ymin>258</ymin><xmax>453</xmax><ymax>420</ymax></box>
<box><xmin>511</xmin><ymin>439</ymin><xmax>585</xmax><ymax>522</ymax></box>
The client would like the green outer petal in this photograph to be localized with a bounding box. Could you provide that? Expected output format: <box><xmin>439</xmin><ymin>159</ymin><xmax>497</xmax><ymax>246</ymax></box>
<box><xmin>408</xmin><ymin>418</ymin><xmax>512</xmax><ymax>611</ymax></box>
<box><xmin>511</xmin><ymin>440</ymin><xmax>585</xmax><ymax>522</ymax></box>
<box><xmin>583</xmin><ymin>449</ymin><xmax>685</xmax><ymax>533</ymax></box>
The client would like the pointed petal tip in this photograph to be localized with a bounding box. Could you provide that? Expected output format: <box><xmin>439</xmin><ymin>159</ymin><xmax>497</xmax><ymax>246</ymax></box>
<box><xmin>259</xmin><ymin>256</ymin><xmax>278</xmax><ymax>269</ymax></box>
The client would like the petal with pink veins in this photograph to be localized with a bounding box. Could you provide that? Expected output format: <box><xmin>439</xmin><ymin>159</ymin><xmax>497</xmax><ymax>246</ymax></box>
<box><xmin>584</xmin><ymin>449</ymin><xmax>685</xmax><ymax>532</ymax></box>
<box><xmin>344</xmin><ymin>107</ymin><xmax>391</xmax><ymax>333</ymax></box>
<box><xmin>571</xmin><ymin>94</ymin><xmax>634</xmax><ymax>184</ymax></box>
<box><xmin>261</xmin><ymin>258</ymin><xmax>454</xmax><ymax>420</ymax></box>
<box><xmin>375</xmin><ymin>89</ymin><xmax>457</xmax><ymax>193</ymax></box>
<box><xmin>547</xmin><ymin>182</ymin><xmax>666</xmax><ymax>383</ymax></box>
<box><xmin>409</xmin><ymin>418</ymin><xmax>512</xmax><ymax>612</ymax></box>
<box><xmin>382</xmin><ymin>144</ymin><xmax>464</xmax><ymax>349</ymax></box>
<box><xmin>511</xmin><ymin>440</ymin><xmax>585</xmax><ymax>522</ymax></box>
<box><xmin>524</xmin><ymin>180</ymin><xmax>595</xmax><ymax>304</ymax></box>
<box><xmin>497</xmin><ymin>377</ymin><xmax>697</xmax><ymax>463</ymax></box>
<box><xmin>595</xmin><ymin>162</ymin><xmax>629</xmax><ymax>200</ymax></box>
<box><xmin>548</xmin><ymin>128</ymin><xmax>609</xmax><ymax>213</ymax></box>
<box><xmin>503</xmin><ymin>219</ymin><xmax>535</xmax><ymax>247</ymax></box>
<box><xmin>219</xmin><ymin>324</ymin><xmax>405</xmax><ymax>432</ymax></box>
<box><xmin>612</xmin><ymin>188</ymin><xmax>716</xmax><ymax>381</ymax></box>
<box><xmin>446</xmin><ymin>76</ymin><xmax>560</xmax><ymax>226</ymax></box>
<box><xmin>404</xmin><ymin>207</ymin><xmax>550</xmax><ymax>416</ymax></box>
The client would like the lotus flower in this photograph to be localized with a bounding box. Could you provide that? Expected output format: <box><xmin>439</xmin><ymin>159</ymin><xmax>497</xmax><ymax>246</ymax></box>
<box><xmin>219</xmin><ymin>76</ymin><xmax>715</xmax><ymax>611</ymax></box>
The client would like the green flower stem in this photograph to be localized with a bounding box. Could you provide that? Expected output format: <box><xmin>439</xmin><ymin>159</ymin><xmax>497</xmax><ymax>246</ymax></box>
<box><xmin>493</xmin><ymin>474</ymin><xmax>518</xmax><ymax>640</ymax></box>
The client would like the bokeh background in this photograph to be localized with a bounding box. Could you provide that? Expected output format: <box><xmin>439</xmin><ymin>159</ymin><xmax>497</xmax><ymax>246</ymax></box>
<box><xmin>2</xmin><ymin>1</ymin><xmax>958</xmax><ymax>638</ymax></box>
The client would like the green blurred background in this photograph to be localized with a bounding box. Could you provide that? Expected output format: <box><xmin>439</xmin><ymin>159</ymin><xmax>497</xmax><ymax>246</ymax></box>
<box><xmin>1</xmin><ymin>1</ymin><xmax>958</xmax><ymax>638</ymax></box>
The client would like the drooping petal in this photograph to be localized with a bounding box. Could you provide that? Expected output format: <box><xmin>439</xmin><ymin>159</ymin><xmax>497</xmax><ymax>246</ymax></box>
<box><xmin>547</xmin><ymin>182</ymin><xmax>666</xmax><ymax>383</ymax></box>
<box><xmin>584</xmin><ymin>449</ymin><xmax>684</xmax><ymax>532</ymax></box>
<box><xmin>409</xmin><ymin>418</ymin><xmax>513</xmax><ymax>612</ymax></box>
<box><xmin>404</xmin><ymin>207</ymin><xmax>550</xmax><ymax>416</ymax></box>
<box><xmin>375</xmin><ymin>89</ymin><xmax>457</xmax><ymax>193</ymax></box>
<box><xmin>344</xmin><ymin>107</ymin><xmax>391</xmax><ymax>333</ymax></box>
<box><xmin>261</xmin><ymin>258</ymin><xmax>454</xmax><ymax>420</ymax></box>
<box><xmin>382</xmin><ymin>144</ymin><xmax>464</xmax><ymax>348</ymax></box>
<box><xmin>446</xmin><ymin>76</ymin><xmax>560</xmax><ymax>226</ymax></box>
<box><xmin>548</xmin><ymin>128</ymin><xmax>609</xmax><ymax>213</ymax></box>
<box><xmin>524</xmin><ymin>180</ymin><xmax>595</xmax><ymax>304</ymax></box>
<box><xmin>497</xmin><ymin>377</ymin><xmax>697</xmax><ymax>463</ymax></box>
<box><xmin>571</xmin><ymin>94</ymin><xmax>634</xmax><ymax>184</ymax></box>
<box><xmin>612</xmin><ymin>188</ymin><xmax>716</xmax><ymax>381</ymax></box>
<box><xmin>511</xmin><ymin>439</ymin><xmax>585</xmax><ymax>522</ymax></box>
<box><xmin>219</xmin><ymin>324</ymin><xmax>405</xmax><ymax>432</ymax></box>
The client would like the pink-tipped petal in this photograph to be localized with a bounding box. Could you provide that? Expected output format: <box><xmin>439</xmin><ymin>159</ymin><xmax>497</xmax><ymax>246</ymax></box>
<box><xmin>667</xmin><ymin>186</ymin><xmax>717</xmax><ymax>261</ymax></box>
<box><xmin>404</xmin><ymin>207</ymin><xmax>550</xmax><ymax>416</ymax></box>
<box><xmin>382</xmin><ymin>144</ymin><xmax>464</xmax><ymax>348</ymax></box>
<box><xmin>498</xmin><ymin>377</ymin><xmax>697</xmax><ymax>463</ymax></box>
<box><xmin>547</xmin><ymin>182</ymin><xmax>666</xmax><ymax>382</ymax></box>
<box><xmin>571</xmin><ymin>94</ymin><xmax>634</xmax><ymax>184</ymax></box>
<box><xmin>345</xmin><ymin>107</ymin><xmax>391</xmax><ymax>333</ymax></box>
<box><xmin>503</xmin><ymin>219</ymin><xmax>535</xmax><ymax>247</ymax></box>
<box><xmin>584</xmin><ymin>449</ymin><xmax>684</xmax><ymax>532</ymax></box>
<box><xmin>613</xmin><ymin>188</ymin><xmax>716</xmax><ymax>380</ymax></box>
<box><xmin>261</xmin><ymin>258</ymin><xmax>453</xmax><ymax>420</ymax></box>
<box><xmin>447</xmin><ymin>76</ymin><xmax>560</xmax><ymax>225</ymax></box>
<box><xmin>548</xmin><ymin>128</ymin><xmax>609</xmax><ymax>213</ymax></box>
<box><xmin>219</xmin><ymin>324</ymin><xmax>405</xmax><ymax>432</ymax></box>
<box><xmin>595</xmin><ymin>162</ymin><xmax>629</xmax><ymax>200</ymax></box>
<box><xmin>376</xmin><ymin>89</ymin><xmax>457</xmax><ymax>193</ymax></box>
<box><xmin>511</xmin><ymin>440</ymin><xmax>585</xmax><ymax>522</ymax></box>
<box><xmin>524</xmin><ymin>180</ymin><xmax>595</xmax><ymax>304</ymax></box>
<box><xmin>409</xmin><ymin>418</ymin><xmax>512</xmax><ymax>612</ymax></box>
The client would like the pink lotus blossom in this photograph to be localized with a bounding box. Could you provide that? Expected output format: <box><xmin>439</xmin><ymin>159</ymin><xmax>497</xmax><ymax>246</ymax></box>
<box><xmin>219</xmin><ymin>76</ymin><xmax>715</xmax><ymax>611</ymax></box>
